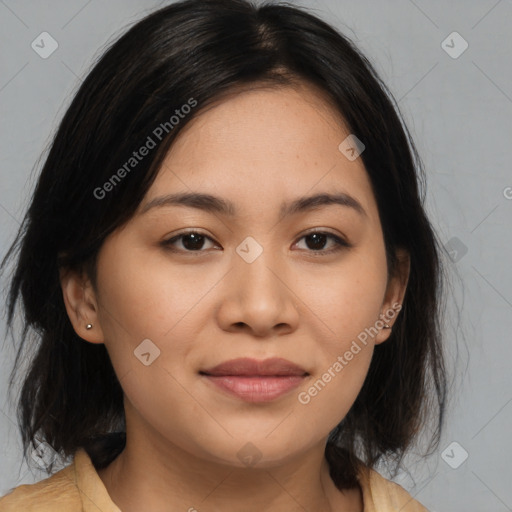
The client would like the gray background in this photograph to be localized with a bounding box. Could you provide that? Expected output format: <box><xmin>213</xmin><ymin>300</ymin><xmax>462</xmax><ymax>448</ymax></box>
<box><xmin>1</xmin><ymin>1</ymin><xmax>511</xmax><ymax>510</ymax></box>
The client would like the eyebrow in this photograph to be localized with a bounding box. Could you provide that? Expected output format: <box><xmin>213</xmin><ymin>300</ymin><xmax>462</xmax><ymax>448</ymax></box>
<box><xmin>140</xmin><ymin>191</ymin><xmax>367</xmax><ymax>219</ymax></box>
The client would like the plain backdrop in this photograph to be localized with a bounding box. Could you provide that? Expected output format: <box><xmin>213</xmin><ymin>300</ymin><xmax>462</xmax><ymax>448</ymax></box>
<box><xmin>1</xmin><ymin>1</ymin><xmax>511</xmax><ymax>510</ymax></box>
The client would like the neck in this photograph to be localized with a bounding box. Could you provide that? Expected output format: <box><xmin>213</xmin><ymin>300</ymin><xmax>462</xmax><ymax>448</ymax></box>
<box><xmin>97</xmin><ymin>408</ymin><xmax>362</xmax><ymax>511</ymax></box>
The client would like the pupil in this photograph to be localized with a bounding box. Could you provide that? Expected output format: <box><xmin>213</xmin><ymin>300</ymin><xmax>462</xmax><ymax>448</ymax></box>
<box><xmin>183</xmin><ymin>233</ymin><xmax>204</xmax><ymax>250</ymax></box>
<box><xmin>307</xmin><ymin>233</ymin><xmax>326</xmax><ymax>250</ymax></box>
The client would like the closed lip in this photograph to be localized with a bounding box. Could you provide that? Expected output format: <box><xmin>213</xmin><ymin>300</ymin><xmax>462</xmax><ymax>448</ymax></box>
<box><xmin>200</xmin><ymin>357</ymin><xmax>309</xmax><ymax>377</ymax></box>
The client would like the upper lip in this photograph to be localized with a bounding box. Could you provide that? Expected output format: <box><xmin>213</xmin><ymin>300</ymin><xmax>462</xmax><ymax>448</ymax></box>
<box><xmin>200</xmin><ymin>357</ymin><xmax>308</xmax><ymax>377</ymax></box>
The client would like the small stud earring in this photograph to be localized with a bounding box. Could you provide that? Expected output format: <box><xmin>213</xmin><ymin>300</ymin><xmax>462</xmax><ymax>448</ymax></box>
<box><xmin>86</xmin><ymin>323</ymin><xmax>93</xmax><ymax>330</ymax></box>
<box><xmin>379</xmin><ymin>315</ymin><xmax>391</xmax><ymax>329</ymax></box>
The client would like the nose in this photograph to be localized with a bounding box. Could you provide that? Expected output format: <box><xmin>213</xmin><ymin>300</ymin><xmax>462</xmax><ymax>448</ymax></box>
<box><xmin>216</xmin><ymin>246</ymin><xmax>300</xmax><ymax>338</ymax></box>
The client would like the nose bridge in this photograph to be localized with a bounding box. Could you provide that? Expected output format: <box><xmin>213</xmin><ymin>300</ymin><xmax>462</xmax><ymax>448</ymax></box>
<box><xmin>233</xmin><ymin>234</ymin><xmax>284</xmax><ymax>300</ymax></box>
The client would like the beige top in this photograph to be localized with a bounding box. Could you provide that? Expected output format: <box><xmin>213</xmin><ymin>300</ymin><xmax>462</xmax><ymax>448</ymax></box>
<box><xmin>0</xmin><ymin>448</ymin><xmax>428</xmax><ymax>511</ymax></box>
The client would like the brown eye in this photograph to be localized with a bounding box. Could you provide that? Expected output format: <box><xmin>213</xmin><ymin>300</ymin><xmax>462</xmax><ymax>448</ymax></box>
<box><xmin>294</xmin><ymin>231</ymin><xmax>350</xmax><ymax>254</ymax></box>
<box><xmin>161</xmin><ymin>231</ymin><xmax>217</xmax><ymax>252</ymax></box>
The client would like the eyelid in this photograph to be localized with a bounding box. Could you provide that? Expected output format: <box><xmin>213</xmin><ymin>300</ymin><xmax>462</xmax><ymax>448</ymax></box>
<box><xmin>299</xmin><ymin>227</ymin><xmax>351</xmax><ymax>244</ymax></box>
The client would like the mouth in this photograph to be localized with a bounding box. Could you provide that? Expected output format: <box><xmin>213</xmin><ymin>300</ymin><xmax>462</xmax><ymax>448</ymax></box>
<box><xmin>199</xmin><ymin>357</ymin><xmax>309</xmax><ymax>403</ymax></box>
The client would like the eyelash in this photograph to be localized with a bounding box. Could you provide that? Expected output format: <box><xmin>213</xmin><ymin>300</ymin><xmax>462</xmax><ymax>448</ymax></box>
<box><xmin>161</xmin><ymin>229</ymin><xmax>351</xmax><ymax>256</ymax></box>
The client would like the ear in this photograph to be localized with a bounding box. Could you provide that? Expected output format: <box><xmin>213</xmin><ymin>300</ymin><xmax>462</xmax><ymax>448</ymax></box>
<box><xmin>374</xmin><ymin>247</ymin><xmax>410</xmax><ymax>345</ymax></box>
<box><xmin>59</xmin><ymin>266</ymin><xmax>105</xmax><ymax>344</ymax></box>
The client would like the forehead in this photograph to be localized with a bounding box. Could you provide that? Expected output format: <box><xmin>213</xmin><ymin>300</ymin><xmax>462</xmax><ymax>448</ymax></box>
<box><xmin>142</xmin><ymin>84</ymin><xmax>377</xmax><ymax>222</ymax></box>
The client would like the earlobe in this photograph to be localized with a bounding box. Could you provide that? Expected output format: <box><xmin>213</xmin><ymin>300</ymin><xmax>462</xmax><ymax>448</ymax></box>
<box><xmin>375</xmin><ymin>248</ymin><xmax>410</xmax><ymax>345</ymax></box>
<box><xmin>59</xmin><ymin>267</ymin><xmax>105</xmax><ymax>344</ymax></box>
<box><xmin>374</xmin><ymin>309</ymin><xmax>397</xmax><ymax>345</ymax></box>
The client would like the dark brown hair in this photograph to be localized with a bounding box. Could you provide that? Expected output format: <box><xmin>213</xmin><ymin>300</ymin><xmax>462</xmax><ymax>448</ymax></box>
<box><xmin>1</xmin><ymin>0</ymin><xmax>447</xmax><ymax>490</ymax></box>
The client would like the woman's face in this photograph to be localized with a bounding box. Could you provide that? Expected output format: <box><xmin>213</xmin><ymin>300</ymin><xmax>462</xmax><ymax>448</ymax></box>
<box><xmin>63</xmin><ymin>83</ymin><xmax>408</xmax><ymax>467</ymax></box>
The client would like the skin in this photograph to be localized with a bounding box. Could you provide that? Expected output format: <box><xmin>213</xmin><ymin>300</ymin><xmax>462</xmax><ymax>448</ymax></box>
<box><xmin>60</xmin><ymin>82</ymin><xmax>409</xmax><ymax>512</ymax></box>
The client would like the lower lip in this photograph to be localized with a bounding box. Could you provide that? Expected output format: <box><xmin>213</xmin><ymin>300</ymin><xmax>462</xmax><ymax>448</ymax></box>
<box><xmin>203</xmin><ymin>375</ymin><xmax>305</xmax><ymax>402</ymax></box>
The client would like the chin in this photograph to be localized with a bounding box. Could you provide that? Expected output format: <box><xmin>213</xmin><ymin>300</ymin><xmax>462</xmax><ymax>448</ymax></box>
<box><xmin>194</xmin><ymin>433</ymin><xmax>314</xmax><ymax>470</ymax></box>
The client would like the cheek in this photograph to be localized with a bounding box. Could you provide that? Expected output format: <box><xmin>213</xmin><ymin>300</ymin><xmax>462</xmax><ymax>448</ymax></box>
<box><xmin>296</xmin><ymin>343</ymin><xmax>373</xmax><ymax>432</ymax></box>
<box><xmin>93</xmin><ymin>240</ymin><xmax>230</xmax><ymax>388</ymax></box>
<box><xmin>295</xmin><ymin>279</ymin><xmax>382</xmax><ymax>435</ymax></box>
<box><xmin>95</xmin><ymin>239</ymin><xmax>219</xmax><ymax>340</ymax></box>
<box><xmin>297</xmin><ymin>248</ymin><xmax>389</xmax><ymax>354</ymax></box>
<box><xmin>283</xmin><ymin>250</ymin><xmax>388</xmax><ymax>433</ymax></box>
<box><xmin>92</xmin><ymin>248</ymin><xmax>212</xmax><ymax>448</ymax></box>
<box><xmin>113</xmin><ymin>359</ymin><xmax>225</xmax><ymax>464</ymax></box>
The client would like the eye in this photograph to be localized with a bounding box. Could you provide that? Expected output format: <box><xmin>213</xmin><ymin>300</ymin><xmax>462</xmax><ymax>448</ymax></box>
<box><xmin>294</xmin><ymin>230</ymin><xmax>351</xmax><ymax>254</ymax></box>
<box><xmin>161</xmin><ymin>230</ymin><xmax>218</xmax><ymax>252</ymax></box>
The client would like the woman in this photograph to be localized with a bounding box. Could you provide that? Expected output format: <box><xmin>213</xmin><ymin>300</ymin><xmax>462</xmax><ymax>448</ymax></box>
<box><xmin>0</xmin><ymin>0</ymin><xmax>446</xmax><ymax>510</ymax></box>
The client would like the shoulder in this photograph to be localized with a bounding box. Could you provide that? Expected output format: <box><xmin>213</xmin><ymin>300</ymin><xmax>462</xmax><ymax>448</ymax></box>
<box><xmin>357</xmin><ymin>464</ymin><xmax>429</xmax><ymax>512</ymax></box>
<box><xmin>0</xmin><ymin>462</ymin><xmax>80</xmax><ymax>512</ymax></box>
<box><xmin>0</xmin><ymin>448</ymin><xmax>120</xmax><ymax>512</ymax></box>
